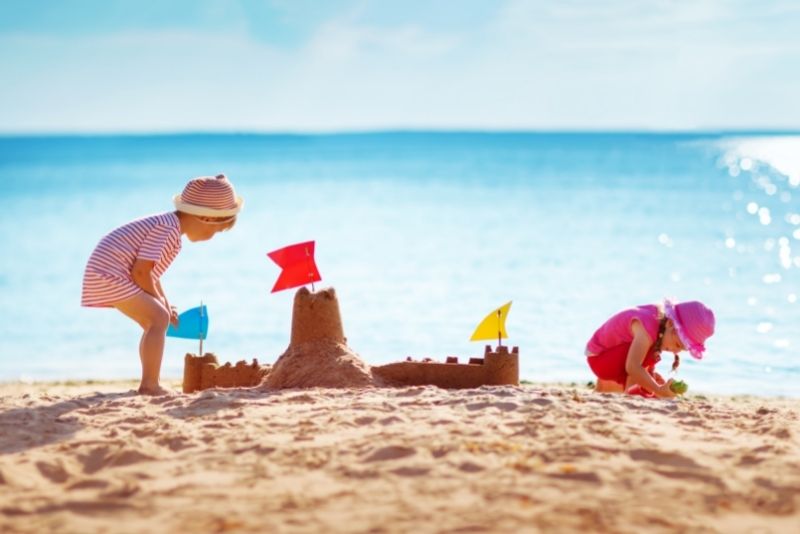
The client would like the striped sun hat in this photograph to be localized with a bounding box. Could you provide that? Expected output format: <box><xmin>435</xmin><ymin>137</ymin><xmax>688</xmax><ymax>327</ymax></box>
<box><xmin>173</xmin><ymin>174</ymin><xmax>244</xmax><ymax>217</ymax></box>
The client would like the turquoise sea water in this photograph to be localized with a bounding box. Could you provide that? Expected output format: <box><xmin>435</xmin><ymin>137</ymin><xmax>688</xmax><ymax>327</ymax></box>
<box><xmin>1</xmin><ymin>132</ymin><xmax>799</xmax><ymax>397</ymax></box>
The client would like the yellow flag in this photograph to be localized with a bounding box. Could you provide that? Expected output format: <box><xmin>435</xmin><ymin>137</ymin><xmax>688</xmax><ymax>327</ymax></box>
<box><xmin>469</xmin><ymin>301</ymin><xmax>512</xmax><ymax>341</ymax></box>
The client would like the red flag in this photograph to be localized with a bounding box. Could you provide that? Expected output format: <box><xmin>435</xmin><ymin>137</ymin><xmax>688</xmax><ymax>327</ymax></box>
<box><xmin>267</xmin><ymin>241</ymin><xmax>322</xmax><ymax>293</ymax></box>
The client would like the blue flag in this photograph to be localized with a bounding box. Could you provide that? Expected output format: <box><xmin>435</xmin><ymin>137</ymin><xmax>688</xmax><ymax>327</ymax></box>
<box><xmin>166</xmin><ymin>305</ymin><xmax>208</xmax><ymax>340</ymax></box>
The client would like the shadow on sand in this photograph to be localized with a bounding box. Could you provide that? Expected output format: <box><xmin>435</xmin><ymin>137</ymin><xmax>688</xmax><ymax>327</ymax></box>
<box><xmin>0</xmin><ymin>391</ymin><xmax>137</xmax><ymax>454</ymax></box>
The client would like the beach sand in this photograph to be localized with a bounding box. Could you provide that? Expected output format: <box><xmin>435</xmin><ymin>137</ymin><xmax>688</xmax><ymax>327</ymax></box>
<box><xmin>1</xmin><ymin>380</ymin><xmax>798</xmax><ymax>534</ymax></box>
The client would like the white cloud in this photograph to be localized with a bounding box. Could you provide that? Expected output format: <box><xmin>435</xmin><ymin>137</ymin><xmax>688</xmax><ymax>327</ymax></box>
<box><xmin>0</xmin><ymin>0</ymin><xmax>798</xmax><ymax>132</ymax></box>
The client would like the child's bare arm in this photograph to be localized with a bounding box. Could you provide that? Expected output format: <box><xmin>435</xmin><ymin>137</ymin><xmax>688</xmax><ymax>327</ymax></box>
<box><xmin>131</xmin><ymin>259</ymin><xmax>165</xmax><ymax>304</ymax></box>
<box><xmin>625</xmin><ymin>320</ymin><xmax>675</xmax><ymax>398</ymax></box>
<box><xmin>155</xmin><ymin>278</ymin><xmax>178</xmax><ymax>326</ymax></box>
<box><xmin>155</xmin><ymin>278</ymin><xmax>168</xmax><ymax>306</ymax></box>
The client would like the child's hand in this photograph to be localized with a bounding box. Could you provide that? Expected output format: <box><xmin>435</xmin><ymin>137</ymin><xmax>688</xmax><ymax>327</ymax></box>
<box><xmin>654</xmin><ymin>379</ymin><xmax>677</xmax><ymax>399</ymax></box>
<box><xmin>169</xmin><ymin>306</ymin><xmax>179</xmax><ymax>327</ymax></box>
<box><xmin>669</xmin><ymin>379</ymin><xmax>689</xmax><ymax>395</ymax></box>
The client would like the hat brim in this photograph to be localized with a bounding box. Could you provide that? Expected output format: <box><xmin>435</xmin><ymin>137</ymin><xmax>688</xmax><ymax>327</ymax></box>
<box><xmin>173</xmin><ymin>194</ymin><xmax>244</xmax><ymax>217</ymax></box>
<box><xmin>664</xmin><ymin>299</ymin><xmax>704</xmax><ymax>360</ymax></box>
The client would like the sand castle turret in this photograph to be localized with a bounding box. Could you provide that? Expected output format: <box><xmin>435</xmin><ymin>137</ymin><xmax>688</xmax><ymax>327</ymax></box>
<box><xmin>289</xmin><ymin>286</ymin><xmax>345</xmax><ymax>345</ymax></box>
<box><xmin>265</xmin><ymin>287</ymin><xmax>376</xmax><ymax>389</ymax></box>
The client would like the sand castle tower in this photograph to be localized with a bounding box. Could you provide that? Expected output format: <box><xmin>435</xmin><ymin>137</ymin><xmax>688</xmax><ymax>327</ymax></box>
<box><xmin>265</xmin><ymin>287</ymin><xmax>377</xmax><ymax>389</ymax></box>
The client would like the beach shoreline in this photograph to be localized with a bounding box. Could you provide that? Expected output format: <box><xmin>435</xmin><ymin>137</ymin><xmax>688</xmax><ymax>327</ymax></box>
<box><xmin>1</xmin><ymin>380</ymin><xmax>798</xmax><ymax>533</ymax></box>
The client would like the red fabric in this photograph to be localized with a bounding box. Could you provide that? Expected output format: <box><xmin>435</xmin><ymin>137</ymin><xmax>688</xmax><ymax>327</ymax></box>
<box><xmin>267</xmin><ymin>241</ymin><xmax>322</xmax><ymax>293</ymax></box>
<box><xmin>625</xmin><ymin>384</ymin><xmax>655</xmax><ymax>398</ymax></box>
<box><xmin>586</xmin><ymin>343</ymin><xmax>661</xmax><ymax>387</ymax></box>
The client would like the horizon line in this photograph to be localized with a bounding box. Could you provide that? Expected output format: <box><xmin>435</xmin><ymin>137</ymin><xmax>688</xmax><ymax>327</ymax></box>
<box><xmin>2</xmin><ymin>127</ymin><xmax>800</xmax><ymax>138</ymax></box>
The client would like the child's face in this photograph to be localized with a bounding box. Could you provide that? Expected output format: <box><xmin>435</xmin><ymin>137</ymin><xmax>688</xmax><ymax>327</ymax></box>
<box><xmin>185</xmin><ymin>215</ymin><xmax>235</xmax><ymax>242</ymax></box>
<box><xmin>662</xmin><ymin>321</ymin><xmax>686</xmax><ymax>353</ymax></box>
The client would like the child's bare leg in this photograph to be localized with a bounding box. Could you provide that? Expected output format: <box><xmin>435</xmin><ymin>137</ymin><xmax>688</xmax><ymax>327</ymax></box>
<box><xmin>114</xmin><ymin>293</ymin><xmax>170</xmax><ymax>395</ymax></box>
<box><xmin>595</xmin><ymin>379</ymin><xmax>624</xmax><ymax>393</ymax></box>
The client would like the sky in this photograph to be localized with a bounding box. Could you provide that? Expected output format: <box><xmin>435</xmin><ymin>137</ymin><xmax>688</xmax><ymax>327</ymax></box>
<box><xmin>1</xmin><ymin>0</ymin><xmax>799</xmax><ymax>133</ymax></box>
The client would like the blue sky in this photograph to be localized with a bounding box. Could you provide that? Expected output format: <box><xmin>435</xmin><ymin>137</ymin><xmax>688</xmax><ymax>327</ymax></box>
<box><xmin>1</xmin><ymin>0</ymin><xmax>799</xmax><ymax>132</ymax></box>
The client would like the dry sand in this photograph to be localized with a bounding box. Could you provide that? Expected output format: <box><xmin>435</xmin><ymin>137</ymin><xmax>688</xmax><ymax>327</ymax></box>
<box><xmin>1</xmin><ymin>380</ymin><xmax>798</xmax><ymax>534</ymax></box>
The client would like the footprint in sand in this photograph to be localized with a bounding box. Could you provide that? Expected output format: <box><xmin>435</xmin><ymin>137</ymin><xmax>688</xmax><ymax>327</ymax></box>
<box><xmin>458</xmin><ymin>461</ymin><xmax>485</xmax><ymax>473</ymax></box>
<box><xmin>156</xmin><ymin>435</ymin><xmax>196</xmax><ymax>452</ymax></box>
<box><xmin>394</xmin><ymin>387</ymin><xmax>430</xmax><ymax>397</ymax></box>
<box><xmin>548</xmin><ymin>471</ymin><xmax>602</xmax><ymax>484</ymax></box>
<box><xmin>35</xmin><ymin>459</ymin><xmax>72</xmax><ymax>483</ymax></box>
<box><xmin>353</xmin><ymin>416</ymin><xmax>376</xmax><ymax>425</ymax></box>
<box><xmin>79</xmin><ymin>446</ymin><xmax>155</xmax><ymax>474</ymax></box>
<box><xmin>391</xmin><ymin>466</ymin><xmax>431</xmax><ymax>477</ymax></box>
<box><xmin>738</xmin><ymin>453</ymin><xmax>764</xmax><ymax>466</ymax></box>
<box><xmin>363</xmin><ymin>445</ymin><xmax>416</xmax><ymax>462</ymax></box>
<box><xmin>628</xmin><ymin>448</ymin><xmax>701</xmax><ymax>470</ymax></box>
<box><xmin>285</xmin><ymin>393</ymin><xmax>317</xmax><ymax>404</ymax></box>
<box><xmin>67</xmin><ymin>478</ymin><xmax>110</xmax><ymax>490</ymax></box>
<box><xmin>653</xmin><ymin>468</ymin><xmax>726</xmax><ymax>488</ymax></box>
<box><xmin>465</xmin><ymin>401</ymin><xmax>519</xmax><ymax>412</ymax></box>
<box><xmin>378</xmin><ymin>415</ymin><xmax>406</xmax><ymax>426</ymax></box>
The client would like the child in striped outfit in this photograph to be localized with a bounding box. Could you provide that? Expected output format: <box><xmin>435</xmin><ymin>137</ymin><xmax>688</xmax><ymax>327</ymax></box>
<box><xmin>81</xmin><ymin>174</ymin><xmax>244</xmax><ymax>395</ymax></box>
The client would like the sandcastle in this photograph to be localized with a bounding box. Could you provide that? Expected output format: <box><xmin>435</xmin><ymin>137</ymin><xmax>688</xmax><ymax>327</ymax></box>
<box><xmin>265</xmin><ymin>287</ymin><xmax>376</xmax><ymax>389</ymax></box>
<box><xmin>267</xmin><ymin>286</ymin><xmax>519</xmax><ymax>389</ymax></box>
<box><xmin>182</xmin><ymin>288</ymin><xmax>374</xmax><ymax>392</ymax></box>
<box><xmin>371</xmin><ymin>345</ymin><xmax>519</xmax><ymax>389</ymax></box>
<box><xmin>182</xmin><ymin>354</ymin><xmax>270</xmax><ymax>393</ymax></box>
<box><xmin>181</xmin><ymin>286</ymin><xmax>519</xmax><ymax>391</ymax></box>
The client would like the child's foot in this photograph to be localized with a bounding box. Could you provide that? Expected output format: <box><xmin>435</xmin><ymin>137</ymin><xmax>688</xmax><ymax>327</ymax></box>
<box><xmin>137</xmin><ymin>384</ymin><xmax>175</xmax><ymax>396</ymax></box>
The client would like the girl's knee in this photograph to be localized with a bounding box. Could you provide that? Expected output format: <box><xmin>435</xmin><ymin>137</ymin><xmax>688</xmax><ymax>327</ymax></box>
<box><xmin>596</xmin><ymin>379</ymin><xmax>624</xmax><ymax>393</ymax></box>
<box><xmin>146</xmin><ymin>306</ymin><xmax>170</xmax><ymax>332</ymax></box>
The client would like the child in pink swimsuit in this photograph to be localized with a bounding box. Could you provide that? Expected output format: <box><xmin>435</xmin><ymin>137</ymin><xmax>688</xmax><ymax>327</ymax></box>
<box><xmin>585</xmin><ymin>300</ymin><xmax>715</xmax><ymax>398</ymax></box>
<box><xmin>81</xmin><ymin>174</ymin><xmax>244</xmax><ymax>395</ymax></box>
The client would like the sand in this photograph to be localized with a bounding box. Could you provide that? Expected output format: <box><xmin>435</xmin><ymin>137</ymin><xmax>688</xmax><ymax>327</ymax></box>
<box><xmin>265</xmin><ymin>287</ymin><xmax>377</xmax><ymax>389</ymax></box>
<box><xmin>1</xmin><ymin>380</ymin><xmax>798</xmax><ymax>534</ymax></box>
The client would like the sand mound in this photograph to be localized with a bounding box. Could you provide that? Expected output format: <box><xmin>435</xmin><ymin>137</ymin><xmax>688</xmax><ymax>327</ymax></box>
<box><xmin>266</xmin><ymin>339</ymin><xmax>375</xmax><ymax>389</ymax></box>
<box><xmin>265</xmin><ymin>287</ymin><xmax>377</xmax><ymax>389</ymax></box>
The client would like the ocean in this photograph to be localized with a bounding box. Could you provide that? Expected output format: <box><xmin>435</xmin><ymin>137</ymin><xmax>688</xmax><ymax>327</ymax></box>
<box><xmin>1</xmin><ymin>132</ymin><xmax>798</xmax><ymax>397</ymax></box>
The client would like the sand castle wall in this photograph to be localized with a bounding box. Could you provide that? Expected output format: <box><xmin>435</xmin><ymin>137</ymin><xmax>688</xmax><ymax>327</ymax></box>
<box><xmin>372</xmin><ymin>345</ymin><xmax>519</xmax><ymax>389</ymax></box>
<box><xmin>183</xmin><ymin>354</ymin><xmax>270</xmax><ymax>393</ymax></box>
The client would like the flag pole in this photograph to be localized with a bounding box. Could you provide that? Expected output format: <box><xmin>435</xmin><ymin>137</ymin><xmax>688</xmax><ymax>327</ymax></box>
<box><xmin>199</xmin><ymin>300</ymin><xmax>204</xmax><ymax>356</ymax></box>
<box><xmin>497</xmin><ymin>309</ymin><xmax>502</xmax><ymax>348</ymax></box>
<box><xmin>305</xmin><ymin>245</ymin><xmax>315</xmax><ymax>292</ymax></box>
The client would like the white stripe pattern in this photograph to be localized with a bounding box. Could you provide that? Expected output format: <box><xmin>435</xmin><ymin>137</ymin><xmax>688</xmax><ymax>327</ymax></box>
<box><xmin>81</xmin><ymin>212</ymin><xmax>182</xmax><ymax>307</ymax></box>
<box><xmin>180</xmin><ymin>174</ymin><xmax>238</xmax><ymax>210</ymax></box>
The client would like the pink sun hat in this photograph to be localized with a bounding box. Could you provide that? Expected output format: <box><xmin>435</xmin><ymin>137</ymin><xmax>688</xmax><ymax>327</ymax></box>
<box><xmin>664</xmin><ymin>299</ymin><xmax>715</xmax><ymax>359</ymax></box>
<box><xmin>173</xmin><ymin>174</ymin><xmax>244</xmax><ymax>217</ymax></box>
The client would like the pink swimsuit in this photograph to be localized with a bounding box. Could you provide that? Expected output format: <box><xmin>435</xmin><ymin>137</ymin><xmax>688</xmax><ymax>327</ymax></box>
<box><xmin>585</xmin><ymin>305</ymin><xmax>663</xmax><ymax>387</ymax></box>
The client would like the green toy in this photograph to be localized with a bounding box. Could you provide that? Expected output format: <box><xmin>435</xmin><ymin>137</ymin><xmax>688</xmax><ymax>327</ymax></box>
<box><xmin>670</xmin><ymin>379</ymin><xmax>689</xmax><ymax>395</ymax></box>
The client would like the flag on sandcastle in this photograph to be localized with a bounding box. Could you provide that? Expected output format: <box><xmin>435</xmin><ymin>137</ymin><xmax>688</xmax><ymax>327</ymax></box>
<box><xmin>267</xmin><ymin>240</ymin><xmax>322</xmax><ymax>293</ymax></box>
<box><xmin>166</xmin><ymin>303</ymin><xmax>209</xmax><ymax>355</ymax></box>
<box><xmin>470</xmin><ymin>301</ymin><xmax>512</xmax><ymax>347</ymax></box>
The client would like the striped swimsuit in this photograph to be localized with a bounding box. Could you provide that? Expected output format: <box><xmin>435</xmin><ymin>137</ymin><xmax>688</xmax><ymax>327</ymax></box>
<box><xmin>81</xmin><ymin>212</ymin><xmax>182</xmax><ymax>307</ymax></box>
